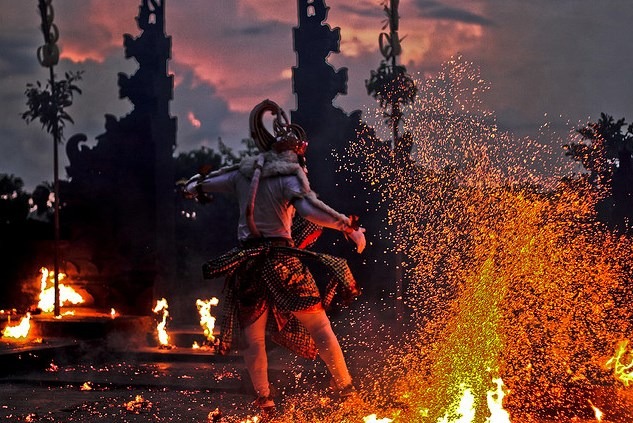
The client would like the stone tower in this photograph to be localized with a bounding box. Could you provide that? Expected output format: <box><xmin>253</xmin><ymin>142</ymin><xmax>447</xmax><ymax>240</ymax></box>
<box><xmin>64</xmin><ymin>0</ymin><xmax>176</xmax><ymax>314</ymax></box>
<box><xmin>291</xmin><ymin>0</ymin><xmax>361</xmax><ymax>207</ymax></box>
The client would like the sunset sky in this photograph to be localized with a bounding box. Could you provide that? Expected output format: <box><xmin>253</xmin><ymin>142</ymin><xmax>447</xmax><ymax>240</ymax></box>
<box><xmin>1</xmin><ymin>0</ymin><xmax>632</xmax><ymax>191</ymax></box>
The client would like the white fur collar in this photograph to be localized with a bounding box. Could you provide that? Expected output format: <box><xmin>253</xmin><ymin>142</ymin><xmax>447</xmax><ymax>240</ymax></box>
<box><xmin>238</xmin><ymin>150</ymin><xmax>304</xmax><ymax>179</ymax></box>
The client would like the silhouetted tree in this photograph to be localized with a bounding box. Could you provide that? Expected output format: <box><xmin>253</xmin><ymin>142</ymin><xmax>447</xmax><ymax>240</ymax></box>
<box><xmin>365</xmin><ymin>0</ymin><xmax>417</xmax><ymax>164</ymax></box>
<box><xmin>565</xmin><ymin>113</ymin><xmax>633</xmax><ymax>232</ymax></box>
<box><xmin>22</xmin><ymin>71</ymin><xmax>83</xmax><ymax>141</ymax></box>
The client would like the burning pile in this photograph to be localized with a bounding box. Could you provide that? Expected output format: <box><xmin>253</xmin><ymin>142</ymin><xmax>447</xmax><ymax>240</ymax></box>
<box><xmin>124</xmin><ymin>394</ymin><xmax>152</xmax><ymax>414</ymax></box>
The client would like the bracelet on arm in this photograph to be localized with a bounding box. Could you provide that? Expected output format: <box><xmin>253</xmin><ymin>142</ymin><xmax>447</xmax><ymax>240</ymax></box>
<box><xmin>343</xmin><ymin>215</ymin><xmax>360</xmax><ymax>235</ymax></box>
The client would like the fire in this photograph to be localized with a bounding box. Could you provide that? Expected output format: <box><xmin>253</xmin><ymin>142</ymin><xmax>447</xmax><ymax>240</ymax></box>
<box><xmin>486</xmin><ymin>378</ymin><xmax>511</xmax><ymax>423</ymax></box>
<box><xmin>110</xmin><ymin>308</ymin><xmax>116</xmax><ymax>319</ymax></box>
<box><xmin>36</xmin><ymin>267</ymin><xmax>85</xmax><ymax>313</ymax></box>
<box><xmin>124</xmin><ymin>394</ymin><xmax>152</xmax><ymax>413</ymax></box>
<box><xmin>587</xmin><ymin>400</ymin><xmax>603</xmax><ymax>422</ymax></box>
<box><xmin>152</xmin><ymin>298</ymin><xmax>171</xmax><ymax>347</ymax></box>
<box><xmin>207</xmin><ymin>408</ymin><xmax>222</xmax><ymax>422</ymax></box>
<box><xmin>196</xmin><ymin>297</ymin><xmax>219</xmax><ymax>344</ymax></box>
<box><xmin>80</xmin><ymin>381</ymin><xmax>93</xmax><ymax>391</ymax></box>
<box><xmin>437</xmin><ymin>384</ymin><xmax>476</xmax><ymax>423</ymax></box>
<box><xmin>605</xmin><ymin>340</ymin><xmax>633</xmax><ymax>387</ymax></box>
<box><xmin>363</xmin><ymin>414</ymin><xmax>393</xmax><ymax>423</ymax></box>
<box><xmin>2</xmin><ymin>312</ymin><xmax>31</xmax><ymax>339</ymax></box>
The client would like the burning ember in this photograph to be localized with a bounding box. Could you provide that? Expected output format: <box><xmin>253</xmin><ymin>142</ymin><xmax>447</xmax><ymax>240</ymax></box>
<box><xmin>605</xmin><ymin>340</ymin><xmax>633</xmax><ymax>387</ymax></box>
<box><xmin>80</xmin><ymin>381</ymin><xmax>93</xmax><ymax>391</ymax></box>
<box><xmin>36</xmin><ymin>267</ymin><xmax>85</xmax><ymax>313</ymax></box>
<box><xmin>110</xmin><ymin>308</ymin><xmax>117</xmax><ymax>319</ymax></box>
<box><xmin>124</xmin><ymin>394</ymin><xmax>152</xmax><ymax>414</ymax></box>
<box><xmin>207</xmin><ymin>408</ymin><xmax>222</xmax><ymax>422</ymax></box>
<box><xmin>2</xmin><ymin>312</ymin><xmax>31</xmax><ymax>339</ymax></box>
<box><xmin>152</xmin><ymin>298</ymin><xmax>172</xmax><ymax>348</ymax></box>
<box><xmin>196</xmin><ymin>297</ymin><xmax>219</xmax><ymax>345</ymax></box>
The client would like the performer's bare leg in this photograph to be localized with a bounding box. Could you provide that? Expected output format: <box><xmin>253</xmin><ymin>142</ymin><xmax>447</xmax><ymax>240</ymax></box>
<box><xmin>293</xmin><ymin>308</ymin><xmax>353</xmax><ymax>390</ymax></box>
<box><xmin>243</xmin><ymin>308</ymin><xmax>271</xmax><ymax>398</ymax></box>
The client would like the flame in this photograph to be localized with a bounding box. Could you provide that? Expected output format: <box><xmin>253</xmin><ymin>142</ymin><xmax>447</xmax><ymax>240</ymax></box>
<box><xmin>80</xmin><ymin>381</ymin><xmax>93</xmax><ymax>391</ymax></box>
<box><xmin>36</xmin><ymin>267</ymin><xmax>85</xmax><ymax>313</ymax></box>
<box><xmin>124</xmin><ymin>394</ymin><xmax>152</xmax><ymax>413</ymax></box>
<box><xmin>152</xmin><ymin>298</ymin><xmax>171</xmax><ymax>347</ymax></box>
<box><xmin>110</xmin><ymin>308</ymin><xmax>116</xmax><ymax>319</ymax></box>
<box><xmin>587</xmin><ymin>399</ymin><xmax>603</xmax><ymax>422</ymax></box>
<box><xmin>196</xmin><ymin>298</ymin><xmax>219</xmax><ymax>343</ymax></box>
<box><xmin>363</xmin><ymin>414</ymin><xmax>393</xmax><ymax>423</ymax></box>
<box><xmin>2</xmin><ymin>312</ymin><xmax>31</xmax><ymax>339</ymax></box>
<box><xmin>207</xmin><ymin>407</ymin><xmax>222</xmax><ymax>422</ymax></box>
<box><xmin>605</xmin><ymin>339</ymin><xmax>633</xmax><ymax>387</ymax></box>
<box><xmin>437</xmin><ymin>384</ymin><xmax>476</xmax><ymax>423</ymax></box>
<box><xmin>486</xmin><ymin>378</ymin><xmax>510</xmax><ymax>423</ymax></box>
<box><xmin>192</xmin><ymin>341</ymin><xmax>200</xmax><ymax>349</ymax></box>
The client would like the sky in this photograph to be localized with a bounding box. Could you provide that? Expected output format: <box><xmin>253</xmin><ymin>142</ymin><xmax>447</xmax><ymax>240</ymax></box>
<box><xmin>1</xmin><ymin>0</ymin><xmax>632</xmax><ymax>191</ymax></box>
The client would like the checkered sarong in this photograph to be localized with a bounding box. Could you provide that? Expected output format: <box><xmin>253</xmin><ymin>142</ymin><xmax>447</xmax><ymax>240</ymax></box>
<box><xmin>203</xmin><ymin>236</ymin><xmax>359</xmax><ymax>359</ymax></box>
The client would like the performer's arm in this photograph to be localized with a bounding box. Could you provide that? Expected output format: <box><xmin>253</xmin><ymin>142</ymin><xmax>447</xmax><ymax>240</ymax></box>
<box><xmin>293</xmin><ymin>197</ymin><xmax>366</xmax><ymax>253</ymax></box>
<box><xmin>185</xmin><ymin>170</ymin><xmax>236</xmax><ymax>195</ymax></box>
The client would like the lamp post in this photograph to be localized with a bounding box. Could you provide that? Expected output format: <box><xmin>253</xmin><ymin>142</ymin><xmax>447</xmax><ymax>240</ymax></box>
<box><xmin>36</xmin><ymin>0</ymin><xmax>61</xmax><ymax>317</ymax></box>
<box><xmin>366</xmin><ymin>0</ymin><xmax>417</xmax><ymax>321</ymax></box>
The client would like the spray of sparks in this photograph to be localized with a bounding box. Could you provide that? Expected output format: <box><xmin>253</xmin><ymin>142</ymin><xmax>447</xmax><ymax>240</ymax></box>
<box><xmin>274</xmin><ymin>55</ymin><xmax>633</xmax><ymax>422</ymax></box>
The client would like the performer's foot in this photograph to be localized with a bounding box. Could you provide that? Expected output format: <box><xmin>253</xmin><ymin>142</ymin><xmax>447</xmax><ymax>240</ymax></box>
<box><xmin>253</xmin><ymin>395</ymin><xmax>276</xmax><ymax>419</ymax></box>
<box><xmin>336</xmin><ymin>383</ymin><xmax>358</xmax><ymax>401</ymax></box>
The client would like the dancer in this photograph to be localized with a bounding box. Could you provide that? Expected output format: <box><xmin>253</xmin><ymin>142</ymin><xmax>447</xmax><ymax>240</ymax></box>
<box><xmin>185</xmin><ymin>99</ymin><xmax>365</xmax><ymax>417</ymax></box>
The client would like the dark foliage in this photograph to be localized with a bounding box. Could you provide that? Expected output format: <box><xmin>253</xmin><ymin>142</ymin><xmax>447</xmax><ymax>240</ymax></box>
<box><xmin>565</xmin><ymin>113</ymin><xmax>633</xmax><ymax>233</ymax></box>
<box><xmin>22</xmin><ymin>71</ymin><xmax>83</xmax><ymax>141</ymax></box>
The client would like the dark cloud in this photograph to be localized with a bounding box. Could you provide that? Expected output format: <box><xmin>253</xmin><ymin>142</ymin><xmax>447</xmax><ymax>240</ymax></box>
<box><xmin>171</xmin><ymin>65</ymin><xmax>232</xmax><ymax>152</ymax></box>
<box><xmin>336</xmin><ymin>3</ymin><xmax>385</xmax><ymax>19</ymax></box>
<box><xmin>3</xmin><ymin>0</ymin><xmax>633</xmax><ymax>190</ymax></box>
<box><xmin>413</xmin><ymin>0</ymin><xmax>494</xmax><ymax>26</ymax></box>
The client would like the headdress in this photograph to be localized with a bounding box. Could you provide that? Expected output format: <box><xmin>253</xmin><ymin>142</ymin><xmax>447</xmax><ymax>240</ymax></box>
<box><xmin>249</xmin><ymin>99</ymin><xmax>308</xmax><ymax>155</ymax></box>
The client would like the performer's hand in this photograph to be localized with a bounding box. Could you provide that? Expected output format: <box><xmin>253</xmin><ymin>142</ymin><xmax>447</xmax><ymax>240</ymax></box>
<box><xmin>184</xmin><ymin>174</ymin><xmax>201</xmax><ymax>195</ymax></box>
<box><xmin>348</xmin><ymin>227</ymin><xmax>366</xmax><ymax>253</ymax></box>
